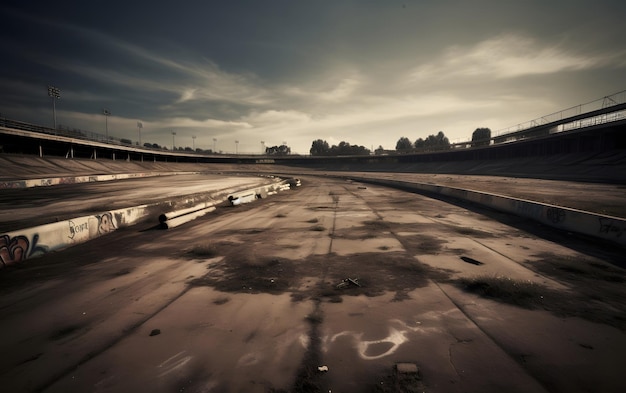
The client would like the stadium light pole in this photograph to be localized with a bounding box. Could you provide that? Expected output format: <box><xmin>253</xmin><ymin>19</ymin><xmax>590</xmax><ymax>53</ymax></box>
<box><xmin>172</xmin><ymin>131</ymin><xmax>176</xmax><ymax>150</ymax></box>
<box><xmin>213</xmin><ymin>138</ymin><xmax>217</xmax><ymax>152</ymax></box>
<box><xmin>261</xmin><ymin>140</ymin><xmax>265</xmax><ymax>154</ymax></box>
<box><xmin>235</xmin><ymin>140</ymin><xmax>239</xmax><ymax>154</ymax></box>
<box><xmin>47</xmin><ymin>85</ymin><xmax>60</xmax><ymax>132</ymax></box>
<box><xmin>137</xmin><ymin>122</ymin><xmax>143</xmax><ymax>146</ymax></box>
<box><xmin>192</xmin><ymin>135</ymin><xmax>196</xmax><ymax>150</ymax></box>
<box><xmin>103</xmin><ymin>108</ymin><xmax>111</xmax><ymax>140</ymax></box>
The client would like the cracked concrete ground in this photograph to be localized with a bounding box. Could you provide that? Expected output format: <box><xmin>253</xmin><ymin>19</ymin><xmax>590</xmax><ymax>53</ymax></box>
<box><xmin>1</xmin><ymin>171</ymin><xmax>624</xmax><ymax>392</ymax></box>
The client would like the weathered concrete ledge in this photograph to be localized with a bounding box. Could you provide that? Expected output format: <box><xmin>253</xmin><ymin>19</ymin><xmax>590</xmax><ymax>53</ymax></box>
<box><xmin>0</xmin><ymin>171</ymin><xmax>199</xmax><ymax>189</ymax></box>
<box><xmin>345</xmin><ymin>176</ymin><xmax>626</xmax><ymax>248</ymax></box>
<box><xmin>0</xmin><ymin>179</ymin><xmax>291</xmax><ymax>268</ymax></box>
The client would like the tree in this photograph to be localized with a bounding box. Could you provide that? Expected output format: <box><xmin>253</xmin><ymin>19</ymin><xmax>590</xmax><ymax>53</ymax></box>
<box><xmin>472</xmin><ymin>127</ymin><xmax>491</xmax><ymax>147</ymax></box>
<box><xmin>266</xmin><ymin>144</ymin><xmax>291</xmax><ymax>155</ymax></box>
<box><xmin>310</xmin><ymin>139</ymin><xmax>330</xmax><ymax>156</ymax></box>
<box><xmin>395</xmin><ymin>137</ymin><xmax>413</xmax><ymax>152</ymax></box>
<box><xmin>329</xmin><ymin>141</ymin><xmax>370</xmax><ymax>156</ymax></box>
<box><xmin>374</xmin><ymin>145</ymin><xmax>385</xmax><ymax>155</ymax></box>
<box><xmin>414</xmin><ymin>131</ymin><xmax>450</xmax><ymax>151</ymax></box>
<box><xmin>434</xmin><ymin>131</ymin><xmax>450</xmax><ymax>150</ymax></box>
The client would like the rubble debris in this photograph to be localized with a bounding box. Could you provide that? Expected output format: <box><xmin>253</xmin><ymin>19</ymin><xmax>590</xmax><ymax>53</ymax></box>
<box><xmin>149</xmin><ymin>329</ymin><xmax>161</xmax><ymax>337</ymax></box>
<box><xmin>318</xmin><ymin>365</ymin><xmax>329</xmax><ymax>372</ymax></box>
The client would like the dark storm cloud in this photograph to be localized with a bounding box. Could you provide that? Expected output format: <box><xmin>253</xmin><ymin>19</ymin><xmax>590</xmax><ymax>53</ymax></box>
<box><xmin>1</xmin><ymin>0</ymin><xmax>625</xmax><ymax>153</ymax></box>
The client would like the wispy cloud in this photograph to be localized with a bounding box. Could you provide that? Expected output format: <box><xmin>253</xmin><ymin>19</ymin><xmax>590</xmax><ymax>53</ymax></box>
<box><xmin>7</xmin><ymin>8</ymin><xmax>272</xmax><ymax>108</ymax></box>
<box><xmin>409</xmin><ymin>34</ymin><xmax>619</xmax><ymax>82</ymax></box>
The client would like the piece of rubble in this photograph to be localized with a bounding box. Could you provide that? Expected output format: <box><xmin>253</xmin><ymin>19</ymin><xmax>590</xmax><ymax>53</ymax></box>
<box><xmin>336</xmin><ymin>277</ymin><xmax>361</xmax><ymax>289</ymax></box>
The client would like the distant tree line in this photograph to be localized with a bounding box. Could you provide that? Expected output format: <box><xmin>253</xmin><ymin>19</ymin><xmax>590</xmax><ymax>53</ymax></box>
<box><xmin>393</xmin><ymin>127</ymin><xmax>492</xmax><ymax>153</ymax></box>
<box><xmin>395</xmin><ymin>131</ymin><xmax>451</xmax><ymax>153</ymax></box>
<box><xmin>309</xmin><ymin>139</ymin><xmax>371</xmax><ymax>156</ymax></box>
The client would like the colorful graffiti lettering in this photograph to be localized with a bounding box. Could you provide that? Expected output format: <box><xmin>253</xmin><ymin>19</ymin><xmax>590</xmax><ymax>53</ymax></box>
<box><xmin>0</xmin><ymin>234</ymin><xmax>30</xmax><ymax>268</ymax></box>
<box><xmin>98</xmin><ymin>212</ymin><xmax>116</xmax><ymax>234</ymax></box>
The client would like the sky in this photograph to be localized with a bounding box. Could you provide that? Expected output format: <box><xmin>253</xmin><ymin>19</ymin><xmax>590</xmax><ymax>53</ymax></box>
<box><xmin>1</xmin><ymin>0</ymin><xmax>625</xmax><ymax>154</ymax></box>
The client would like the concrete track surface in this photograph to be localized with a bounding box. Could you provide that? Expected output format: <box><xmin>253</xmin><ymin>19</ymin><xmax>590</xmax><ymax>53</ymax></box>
<box><xmin>1</xmin><ymin>176</ymin><xmax>625</xmax><ymax>393</ymax></box>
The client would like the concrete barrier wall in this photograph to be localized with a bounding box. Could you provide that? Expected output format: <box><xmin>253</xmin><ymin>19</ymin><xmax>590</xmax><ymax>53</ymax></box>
<box><xmin>0</xmin><ymin>172</ymin><xmax>198</xmax><ymax>189</ymax></box>
<box><xmin>0</xmin><ymin>204</ymin><xmax>151</xmax><ymax>268</ymax></box>
<box><xmin>0</xmin><ymin>178</ymin><xmax>290</xmax><ymax>268</ymax></box>
<box><xmin>349</xmin><ymin>177</ymin><xmax>626</xmax><ymax>248</ymax></box>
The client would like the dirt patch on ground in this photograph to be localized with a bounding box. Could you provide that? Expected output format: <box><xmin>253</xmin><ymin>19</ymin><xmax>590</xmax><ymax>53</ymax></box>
<box><xmin>183</xmin><ymin>217</ymin><xmax>626</xmax><ymax>331</ymax></box>
<box><xmin>456</xmin><ymin>252</ymin><xmax>626</xmax><ymax>330</ymax></box>
<box><xmin>187</xmin><ymin>239</ymin><xmax>450</xmax><ymax>302</ymax></box>
<box><xmin>528</xmin><ymin>253</ymin><xmax>626</xmax><ymax>329</ymax></box>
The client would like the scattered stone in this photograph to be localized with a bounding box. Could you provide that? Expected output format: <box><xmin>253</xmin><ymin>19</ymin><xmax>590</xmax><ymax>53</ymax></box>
<box><xmin>149</xmin><ymin>329</ymin><xmax>161</xmax><ymax>337</ymax></box>
<box><xmin>336</xmin><ymin>277</ymin><xmax>361</xmax><ymax>289</ymax></box>
<box><xmin>318</xmin><ymin>365</ymin><xmax>329</xmax><ymax>372</ymax></box>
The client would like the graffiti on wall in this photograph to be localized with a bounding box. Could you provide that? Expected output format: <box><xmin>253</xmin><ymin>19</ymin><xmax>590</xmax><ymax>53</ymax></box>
<box><xmin>0</xmin><ymin>210</ymin><xmax>119</xmax><ymax>268</ymax></box>
<box><xmin>68</xmin><ymin>220</ymin><xmax>89</xmax><ymax>240</ymax></box>
<box><xmin>546</xmin><ymin>207</ymin><xmax>566</xmax><ymax>224</ymax></box>
<box><xmin>514</xmin><ymin>201</ymin><xmax>543</xmax><ymax>218</ymax></box>
<box><xmin>98</xmin><ymin>212</ymin><xmax>116</xmax><ymax>234</ymax></box>
<box><xmin>0</xmin><ymin>181</ymin><xmax>27</xmax><ymax>189</ymax></box>
<box><xmin>0</xmin><ymin>233</ymin><xmax>47</xmax><ymax>268</ymax></box>
<box><xmin>598</xmin><ymin>218</ymin><xmax>625</xmax><ymax>237</ymax></box>
<box><xmin>0</xmin><ymin>234</ymin><xmax>29</xmax><ymax>267</ymax></box>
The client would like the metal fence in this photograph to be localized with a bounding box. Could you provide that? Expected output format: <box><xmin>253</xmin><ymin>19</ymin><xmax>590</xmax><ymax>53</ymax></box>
<box><xmin>492</xmin><ymin>89</ymin><xmax>626</xmax><ymax>138</ymax></box>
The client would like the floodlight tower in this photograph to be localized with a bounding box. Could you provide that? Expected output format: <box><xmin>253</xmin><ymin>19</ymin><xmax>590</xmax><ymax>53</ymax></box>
<box><xmin>47</xmin><ymin>85</ymin><xmax>60</xmax><ymax>131</ymax></box>
<box><xmin>137</xmin><ymin>122</ymin><xmax>143</xmax><ymax>145</ymax></box>
<box><xmin>103</xmin><ymin>108</ymin><xmax>111</xmax><ymax>139</ymax></box>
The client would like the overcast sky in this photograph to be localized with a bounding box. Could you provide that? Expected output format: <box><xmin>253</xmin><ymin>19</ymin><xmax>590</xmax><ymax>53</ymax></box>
<box><xmin>1</xmin><ymin>1</ymin><xmax>625</xmax><ymax>154</ymax></box>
